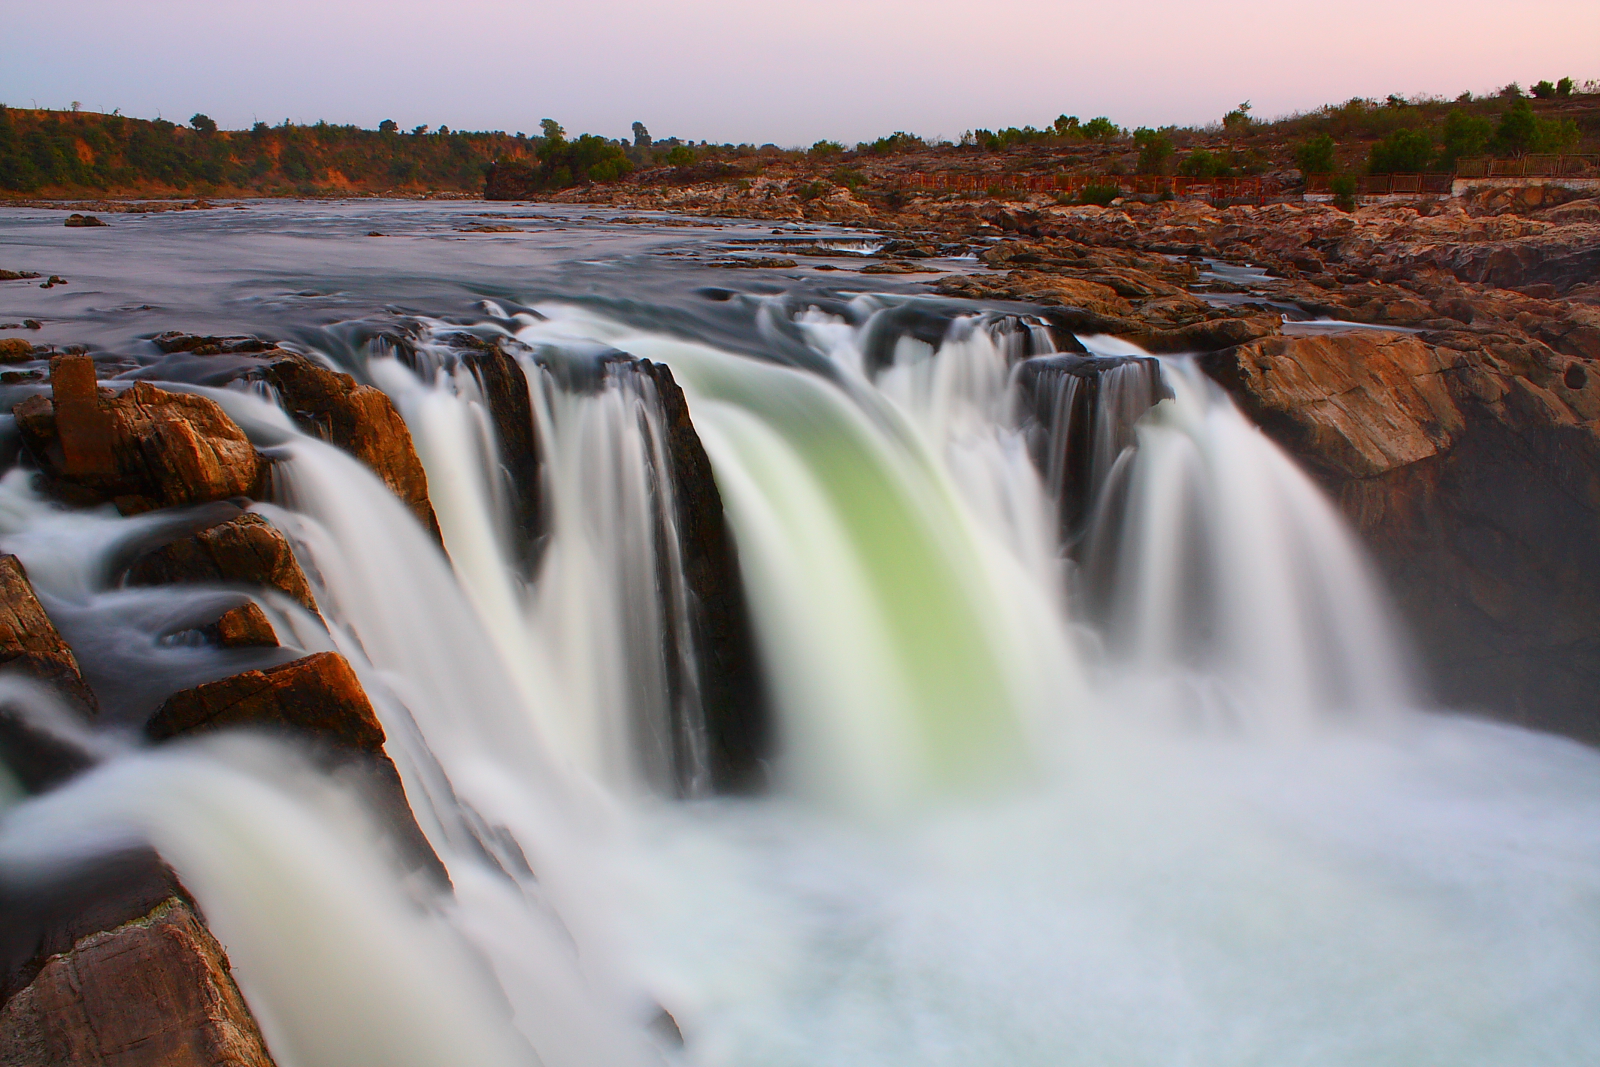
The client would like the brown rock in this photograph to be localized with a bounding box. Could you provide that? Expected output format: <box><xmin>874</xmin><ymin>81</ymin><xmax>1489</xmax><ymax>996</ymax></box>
<box><xmin>209</xmin><ymin>603</ymin><xmax>277</xmax><ymax>648</ymax></box>
<box><xmin>0</xmin><ymin>898</ymin><xmax>274</xmax><ymax>1067</ymax></box>
<box><xmin>0</xmin><ymin>337</ymin><xmax>34</xmax><ymax>362</ymax></box>
<box><xmin>147</xmin><ymin>651</ymin><xmax>383</xmax><ymax>751</ymax></box>
<box><xmin>257</xmin><ymin>355</ymin><xmax>441</xmax><ymax>540</ymax></box>
<box><xmin>0</xmin><ymin>553</ymin><xmax>98</xmax><ymax>713</ymax></box>
<box><xmin>125</xmin><ymin>513</ymin><xmax>318</xmax><ymax>614</ymax></box>
<box><xmin>14</xmin><ymin>357</ymin><xmax>265</xmax><ymax>514</ymax></box>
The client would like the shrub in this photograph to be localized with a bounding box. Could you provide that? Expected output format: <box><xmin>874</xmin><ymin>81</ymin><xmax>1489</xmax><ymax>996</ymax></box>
<box><xmin>1531</xmin><ymin>80</ymin><xmax>1557</xmax><ymax>99</ymax></box>
<box><xmin>1556</xmin><ymin>77</ymin><xmax>1575</xmax><ymax>98</ymax></box>
<box><xmin>858</xmin><ymin>132</ymin><xmax>925</xmax><ymax>155</ymax></box>
<box><xmin>1079</xmin><ymin>181</ymin><xmax>1121</xmax><ymax>205</ymax></box>
<box><xmin>1329</xmin><ymin>175</ymin><xmax>1358</xmax><ymax>210</ymax></box>
<box><xmin>1133</xmin><ymin>128</ymin><xmax>1174</xmax><ymax>173</ymax></box>
<box><xmin>829</xmin><ymin>167</ymin><xmax>864</xmax><ymax>190</ymax></box>
<box><xmin>1082</xmin><ymin>116</ymin><xmax>1119</xmax><ymax>141</ymax></box>
<box><xmin>1294</xmin><ymin>134</ymin><xmax>1337</xmax><ymax>174</ymax></box>
<box><xmin>190</xmin><ymin>113</ymin><xmax>216</xmax><ymax>134</ymax></box>
<box><xmin>1178</xmin><ymin>149</ymin><xmax>1235</xmax><ymax>178</ymax></box>
<box><xmin>1493</xmin><ymin>98</ymin><xmax>1580</xmax><ymax>155</ymax></box>
<box><xmin>809</xmin><ymin>140</ymin><xmax>843</xmax><ymax>158</ymax></box>
<box><xmin>1440</xmin><ymin>110</ymin><xmax>1492</xmax><ymax>166</ymax></box>
<box><xmin>1053</xmin><ymin>115</ymin><xmax>1080</xmax><ymax>137</ymax></box>
<box><xmin>1222</xmin><ymin>101</ymin><xmax>1253</xmax><ymax>133</ymax></box>
<box><xmin>1368</xmin><ymin>128</ymin><xmax>1434</xmax><ymax>173</ymax></box>
<box><xmin>666</xmin><ymin>144</ymin><xmax>696</xmax><ymax>166</ymax></box>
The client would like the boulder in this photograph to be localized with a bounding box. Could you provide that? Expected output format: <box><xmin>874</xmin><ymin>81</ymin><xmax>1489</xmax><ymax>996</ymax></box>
<box><xmin>256</xmin><ymin>354</ymin><xmax>442</xmax><ymax>540</ymax></box>
<box><xmin>1199</xmin><ymin>331</ymin><xmax>1600</xmax><ymax>741</ymax></box>
<box><xmin>146</xmin><ymin>652</ymin><xmax>448</xmax><ymax>885</ymax></box>
<box><xmin>0</xmin><ymin>897</ymin><xmax>274</xmax><ymax>1067</ymax></box>
<box><xmin>0</xmin><ymin>554</ymin><xmax>98</xmax><ymax>714</ymax></box>
<box><xmin>124</xmin><ymin>512</ymin><xmax>319</xmax><ymax>614</ymax></box>
<box><xmin>14</xmin><ymin>356</ymin><xmax>265</xmax><ymax>514</ymax></box>
<box><xmin>63</xmin><ymin>213</ymin><xmax>107</xmax><ymax>228</ymax></box>
<box><xmin>206</xmin><ymin>602</ymin><xmax>278</xmax><ymax>649</ymax></box>
<box><xmin>0</xmin><ymin>337</ymin><xmax>35</xmax><ymax>362</ymax></box>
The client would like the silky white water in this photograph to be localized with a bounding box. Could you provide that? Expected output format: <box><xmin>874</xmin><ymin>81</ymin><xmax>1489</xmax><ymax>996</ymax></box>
<box><xmin>2</xmin><ymin>296</ymin><xmax>1598</xmax><ymax>1066</ymax></box>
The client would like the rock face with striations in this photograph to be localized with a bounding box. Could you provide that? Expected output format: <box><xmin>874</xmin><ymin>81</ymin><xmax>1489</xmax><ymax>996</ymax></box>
<box><xmin>1199</xmin><ymin>329</ymin><xmax>1600</xmax><ymax>741</ymax></box>
<box><xmin>14</xmin><ymin>356</ymin><xmax>264</xmax><ymax>514</ymax></box>
<box><xmin>257</xmin><ymin>354</ymin><xmax>442</xmax><ymax>540</ymax></box>
<box><xmin>0</xmin><ymin>897</ymin><xmax>274</xmax><ymax>1067</ymax></box>
<box><xmin>124</xmin><ymin>512</ymin><xmax>319</xmax><ymax>614</ymax></box>
<box><xmin>0</xmin><ymin>554</ymin><xmax>99</xmax><ymax>715</ymax></box>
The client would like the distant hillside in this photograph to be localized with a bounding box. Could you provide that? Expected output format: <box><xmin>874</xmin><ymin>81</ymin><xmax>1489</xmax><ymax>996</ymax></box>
<box><xmin>0</xmin><ymin>107</ymin><xmax>537</xmax><ymax>196</ymax></box>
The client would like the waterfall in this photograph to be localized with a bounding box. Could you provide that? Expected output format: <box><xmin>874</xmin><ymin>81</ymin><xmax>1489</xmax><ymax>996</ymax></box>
<box><xmin>2</xmin><ymin>290</ymin><xmax>1599</xmax><ymax>1067</ymax></box>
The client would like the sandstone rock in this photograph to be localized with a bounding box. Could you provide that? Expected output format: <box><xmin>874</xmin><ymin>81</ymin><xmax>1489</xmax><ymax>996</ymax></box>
<box><xmin>0</xmin><ymin>554</ymin><xmax>98</xmax><ymax>714</ymax></box>
<box><xmin>147</xmin><ymin>651</ymin><xmax>383</xmax><ymax>750</ymax></box>
<box><xmin>14</xmin><ymin>357</ymin><xmax>264</xmax><ymax>514</ymax></box>
<box><xmin>0</xmin><ymin>337</ymin><xmax>35</xmax><ymax>362</ymax></box>
<box><xmin>448</xmin><ymin>339</ymin><xmax>542</xmax><ymax>572</ymax></box>
<box><xmin>207</xmin><ymin>603</ymin><xmax>278</xmax><ymax>648</ymax></box>
<box><xmin>1200</xmin><ymin>330</ymin><xmax>1600</xmax><ymax>741</ymax></box>
<box><xmin>256</xmin><ymin>355</ymin><xmax>442</xmax><ymax>540</ymax></box>
<box><xmin>146</xmin><ymin>652</ymin><xmax>448</xmax><ymax>885</ymax></box>
<box><xmin>63</xmin><ymin>213</ymin><xmax>107</xmax><ymax>228</ymax></box>
<box><xmin>0</xmin><ymin>897</ymin><xmax>274</xmax><ymax>1067</ymax></box>
<box><xmin>124</xmin><ymin>513</ymin><xmax>318</xmax><ymax>614</ymax></box>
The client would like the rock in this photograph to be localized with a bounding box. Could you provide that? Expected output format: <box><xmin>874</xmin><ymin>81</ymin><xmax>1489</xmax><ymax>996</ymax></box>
<box><xmin>0</xmin><ymin>554</ymin><xmax>99</xmax><ymax>714</ymax></box>
<box><xmin>207</xmin><ymin>602</ymin><xmax>278</xmax><ymax>648</ymax></box>
<box><xmin>63</xmin><ymin>214</ymin><xmax>107</xmax><ymax>228</ymax></box>
<box><xmin>1200</xmin><ymin>330</ymin><xmax>1600</xmax><ymax>742</ymax></box>
<box><xmin>0</xmin><ymin>270</ymin><xmax>42</xmax><ymax>281</ymax></box>
<box><xmin>484</xmin><ymin>159</ymin><xmax>540</xmax><ymax>200</ymax></box>
<box><xmin>151</xmin><ymin>332</ymin><xmax>272</xmax><ymax>356</ymax></box>
<box><xmin>146</xmin><ymin>651</ymin><xmax>382</xmax><ymax>750</ymax></box>
<box><xmin>124</xmin><ymin>512</ymin><xmax>319</xmax><ymax>614</ymax></box>
<box><xmin>146</xmin><ymin>652</ymin><xmax>448</xmax><ymax>885</ymax></box>
<box><xmin>0</xmin><ymin>338</ymin><xmax>35</xmax><ymax>362</ymax></box>
<box><xmin>255</xmin><ymin>354</ymin><xmax>442</xmax><ymax>540</ymax></box>
<box><xmin>451</xmin><ymin>340</ymin><xmax>542</xmax><ymax>572</ymax></box>
<box><xmin>638</xmin><ymin>360</ymin><xmax>769</xmax><ymax>793</ymax></box>
<box><xmin>14</xmin><ymin>356</ymin><xmax>265</xmax><ymax>514</ymax></box>
<box><xmin>0</xmin><ymin>897</ymin><xmax>274</xmax><ymax>1067</ymax></box>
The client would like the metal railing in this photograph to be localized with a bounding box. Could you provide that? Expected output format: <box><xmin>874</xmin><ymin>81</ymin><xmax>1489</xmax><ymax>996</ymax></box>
<box><xmin>897</xmin><ymin>171</ymin><xmax>1266</xmax><ymax>205</ymax></box>
<box><xmin>1453</xmin><ymin>155</ymin><xmax>1599</xmax><ymax>178</ymax></box>
<box><xmin>1305</xmin><ymin>174</ymin><xmax>1454</xmax><ymax>195</ymax></box>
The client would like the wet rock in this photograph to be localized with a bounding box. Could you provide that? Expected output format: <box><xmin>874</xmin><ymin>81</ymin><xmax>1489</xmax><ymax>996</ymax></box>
<box><xmin>147</xmin><ymin>651</ymin><xmax>383</xmax><ymax>749</ymax></box>
<box><xmin>256</xmin><ymin>354</ymin><xmax>442</xmax><ymax>540</ymax></box>
<box><xmin>206</xmin><ymin>602</ymin><xmax>278</xmax><ymax>648</ymax></box>
<box><xmin>151</xmin><ymin>332</ymin><xmax>272</xmax><ymax>356</ymax></box>
<box><xmin>0</xmin><ymin>337</ymin><xmax>36</xmax><ymax>362</ymax></box>
<box><xmin>450</xmin><ymin>339</ymin><xmax>542</xmax><ymax>571</ymax></box>
<box><xmin>124</xmin><ymin>512</ymin><xmax>319</xmax><ymax>614</ymax></box>
<box><xmin>0</xmin><ymin>554</ymin><xmax>99</xmax><ymax>714</ymax></box>
<box><xmin>63</xmin><ymin>213</ymin><xmax>107</xmax><ymax>228</ymax></box>
<box><xmin>1200</xmin><ymin>330</ymin><xmax>1600</xmax><ymax>742</ymax></box>
<box><xmin>0</xmin><ymin>897</ymin><xmax>274</xmax><ymax>1067</ymax></box>
<box><xmin>14</xmin><ymin>356</ymin><xmax>265</xmax><ymax>514</ymax></box>
<box><xmin>638</xmin><ymin>360</ymin><xmax>770</xmax><ymax>793</ymax></box>
<box><xmin>0</xmin><ymin>270</ymin><xmax>43</xmax><ymax>281</ymax></box>
<box><xmin>147</xmin><ymin>652</ymin><xmax>448</xmax><ymax>885</ymax></box>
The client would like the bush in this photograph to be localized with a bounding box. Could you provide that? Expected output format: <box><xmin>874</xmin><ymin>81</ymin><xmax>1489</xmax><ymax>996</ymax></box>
<box><xmin>1053</xmin><ymin>115</ymin><xmax>1080</xmax><ymax>137</ymax></box>
<box><xmin>1222</xmin><ymin>101</ymin><xmax>1253</xmax><ymax>133</ymax></box>
<box><xmin>1079</xmin><ymin>181</ymin><xmax>1121</xmax><ymax>205</ymax></box>
<box><xmin>1178</xmin><ymin>149</ymin><xmax>1235</xmax><ymax>178</ymax></box>
<box><xmin>666</xmin><ymin>144</ymin><xmax>696</xmax><ymax>166</ymax></box>
<box><xmin>1556</xmin><ymin>77</ymin><xmax>1575</xmax><ymax>98</ymax></box>
<box><xmin>1082</xmin><ymin>116</ymin><xmax>1119</xmax><ymax>141</ymax></box>
<box><xmin>858</xmin><ymin>131</ymin><xmax>925</xmax><ymax>155</ymax></box>
<box><xmin>1440</xmin><ymin>110</ymin><xmax>1492</xmax><ymax>165</ymax></box>
<box><xmin>1531</xmin><ymin>80</ymin><xmax>1557</xmax><ymax>99</ymax></box>
<box><xmin>1329</xmin><ymin>174</ymin><xmax>1358</xmax><ymax>210</ymax></box>
<box><xmin>1133</xmin><ymin>128</ymin><xmax>1174</xmax><ymax>174</ymax></box>
<box><xmin>1493</xmin><ymin>98</ymin><xmax>1580</xmax><ymax>155</ymax></box>
<box><xmin>190</xmin><ymin>113</ymin><xmax>217</xmax><ymax>134</ymax></box>
<box><xmin>809</xmin><ymin>140</ymin><xmax>843</xmax><ymax>158</ymax></box>
<box><xmin>1294</xmin><ymin>134</ymin><xmax>1337</xmax><ymax>175</ymax></box>
<box><xmin>1367</xmin><ymin>128</ymin><xmax>1434</xmax><ymax>173</ymax></box>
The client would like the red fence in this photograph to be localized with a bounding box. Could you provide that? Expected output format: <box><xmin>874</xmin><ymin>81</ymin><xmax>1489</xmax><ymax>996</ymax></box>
<box><xmin>1454</xmin><ymin>155</ymin><xmax>1599</xmax><ymax>178</ymax></box>
<box><xmin>897</xmin><ymin>171</ymin><xmax>1266</xmax><ymax>205</ymax></box>
<box><xmin>1304</xmin><ymin>174</ymin><xmax>1455</xmax><ymax>195</ymax></box>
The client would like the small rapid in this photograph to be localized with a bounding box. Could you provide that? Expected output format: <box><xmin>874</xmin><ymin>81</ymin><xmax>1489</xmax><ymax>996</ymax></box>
<box><xmin>1</xmin><ymin>273</ymin><xmax>1597</xmax><ymax>1067</ymax></box>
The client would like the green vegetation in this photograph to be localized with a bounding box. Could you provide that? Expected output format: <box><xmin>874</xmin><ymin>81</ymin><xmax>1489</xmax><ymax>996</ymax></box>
<box><xmin>1492</xmin><ymin>98</ymin><xmax>1579</xmax><ymax>155</ymax></box>
<box><xmin>1367</xmin><ymin>127</ymin><xmax>1435</xmax><ymax>173</ymax></box>
<box><xmin>1078</xmin><ymin>181</ymin><xmax>1121</xmax><ymax>205</ymax></box>
<box><xmin>1082</xmin><ymin>116</ymin><xmax>1120</xmax><ymax>141</ymax></box>
<box><xmin>1439</xmin><ymin>110</ymin><xmax>1492</xmax><ymax>166</ymax></box>
<box><xmin>1294</xmin><ymin>134</ymin><xmax>1337</xmax><ymax>174</ymax></box>
<box><xmin>1133</xmin><ymin>128</ymin><xmax>1173</xmax><ymax>173</ymax></box>
<box><xmin>857</xmin><ymin>131</ymin><xmax>926</xmax><ymax>155</ymax></box>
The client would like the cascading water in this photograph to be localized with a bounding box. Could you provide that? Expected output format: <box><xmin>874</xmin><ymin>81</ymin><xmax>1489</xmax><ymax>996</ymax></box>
<box><xmin>2</xmin><ymin>270</ymin><xmax>1599</xmax><ymax>1067</ymax></box>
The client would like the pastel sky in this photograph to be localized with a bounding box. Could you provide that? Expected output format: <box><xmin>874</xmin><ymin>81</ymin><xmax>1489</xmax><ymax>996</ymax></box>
<box><xmin>5</xmin><ymin>0</ymin><xmax>1597</xmax><ymax>145</ymax></box>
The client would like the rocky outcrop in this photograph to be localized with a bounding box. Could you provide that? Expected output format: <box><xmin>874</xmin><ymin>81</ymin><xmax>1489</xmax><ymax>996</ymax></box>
<box><xmin>255</xmin><ymin>354</ymin><xmax>442</xmax><ymax>540</ymax></box>
<box><xmin>1199</xmin><ymin>330</ymin><xmax>1600</xmax><ymax>741</ymax></box>
<box><xmin>639</xmin><ymin>360</ymin><xmax>769</xmax><ymax>793</ymax></box>
<box><xmin>205</xmin><ymin>602</ymin><xmax>279</xmax><ymax>649</ymax></box>
<box><xmin>14</xmin><ymin>356</ymin><xmax>264</xmax><ymax>514</ymax></box>
<box><xmin>124</xmin><ymin>512</ymin><xmax>319</xmax><ymax>614</ymax></box>
<box><xmin>146</xmin><ymin>652</ymin><xmax>448</xmax><ymax>885</ymax></box>
<box><xmin>0</xmin><ymin>897</ymin><xmax>274</xmax><ymax>1067</ymax></box>
<box><xmin>0</xmin><ymin>554</ymin><xmax>99</xmax><ymax>714</ymax></box>
<box><xmin>484</xmin><ymin>160</ymin><xmax>540</xmax><ymax>201</ymax></box>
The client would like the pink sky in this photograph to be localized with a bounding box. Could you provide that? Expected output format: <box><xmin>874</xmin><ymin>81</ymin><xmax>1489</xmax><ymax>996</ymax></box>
<box><xmin>5</xmin><ymin>0</ymin><xmax>1597</xmax><ymax>144</ymax></box>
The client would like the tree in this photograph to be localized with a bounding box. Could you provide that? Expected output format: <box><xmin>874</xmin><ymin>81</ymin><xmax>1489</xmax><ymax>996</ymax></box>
<box><xmin>1053</xmin><ymin>115</ymin><xmax>1080</xmax><ymax>137</ymax></box>
<box><xmin>809</xmin><ymin>140</ymin><xmax>843</xmax><ymax>157</ymax></box>
<box><xmin>1532</xmin><ymin>80</ymin><xmax>1557</xmax><ymax>99</ymax></box>
<box><xmin>1223</xmin><ymin>101</ymin><xmax>1252</xmax><ymax>133</ymax></box>
<box><xmin>1082</xmin><ymin>116</ymin><xmax>1118</xmax><ymax>141</ymax></box>
<box><xmin>1178</xmin><ymin>149</ymin><xmax>1235</xmax><ymax>179</ymax></box>
<box><xmin>1133</xmin><ymin>127</ymin><xmax>1173</xmax><ymax>173</ymax></box>
<box><xmin>666</xmin><ymin>144</ymin><xmax>695</xmax><ymax>166</ymax></box>
<box><xmin>190</xmin><ymin>113</ymin><xmax>217</xmax><ymax>134</ymax></box>
<box><xmin>540</xmin><ymin>118</ymin><xmax>565</xmax><ymax>143</ymax></box>
<box><xmin>1556</xmin><ymin>77</ymin><xmax>1575</xmax><ymax>98</ymax></box>
<box><xmin>379</xmin><ymin>119</ymin><xmax>398</xmax><ymax>134</ymax></box>
<box><xmin>1439</xmin><ymin>110</ymin><xmax>1492</xmax><ymax>166</ymax></box>
<box><xmin>1295</xmin><ymin>134</ymin><xmax>1337</xmax><ymax>175</ymax></box>
<box><xmin>1368</xmin><ymin>128</ymin><xmax>1434</xmax><ymax>173</ymax></box>
<box><xmin>1490</xmin><ymin>99</ymin><xmax>1576</xmax><ymax>155</ymax></box>
<box><xmin>632</xmin><ymin>121</ymin><xmax>650</xmax><ymax>148</ymax></box>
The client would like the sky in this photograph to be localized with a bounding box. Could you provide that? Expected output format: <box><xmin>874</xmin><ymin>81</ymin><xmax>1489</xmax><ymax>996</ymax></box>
<box><xmin>5</xmin><ymin>0</ymin><xmax>1598</xmax><ymax>146</ymax></box>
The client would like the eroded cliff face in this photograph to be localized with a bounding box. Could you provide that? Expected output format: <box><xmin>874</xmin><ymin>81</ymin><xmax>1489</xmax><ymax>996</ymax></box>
<box><xmin>1200</xmin><ymin>330</ymin><xmax>1600</xmax><ymax>740</ymax></box>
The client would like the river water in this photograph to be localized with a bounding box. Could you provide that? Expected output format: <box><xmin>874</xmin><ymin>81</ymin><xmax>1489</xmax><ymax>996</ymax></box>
<box><xmin>1</xmin><ymin>200</ymin><xmax>1598</xmax><ymax>1067</ymax></box>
